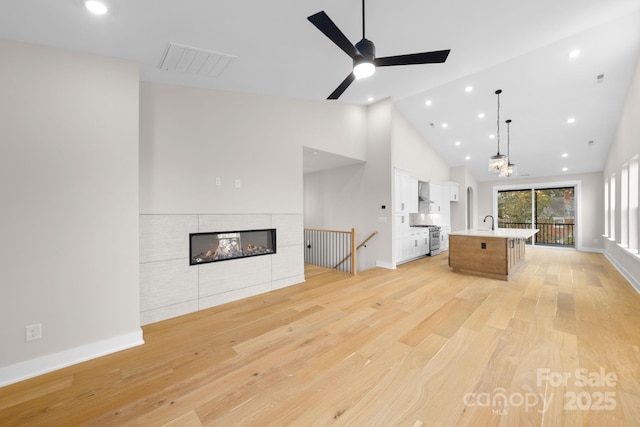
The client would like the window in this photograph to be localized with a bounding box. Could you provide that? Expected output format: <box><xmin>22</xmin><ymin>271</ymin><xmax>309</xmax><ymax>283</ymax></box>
<box><xmin>621</xmin><ymin>164</ymin><xmax>629</xmax><ymax>247</ymax></box>
<box><xmin>498</xmin><ymin>186</ymin><xmax>575</xmax><ymax>247</ymax></box>
<box><xmin>604</xmin><ymin>179</ymin><xmax>609</xmax><ymax>238</ymax></box>
<box><xmin>610</xmin><ymin>174</ymin><xmax>616</xmax><ymax>241</ymax></box>
<box><xmin>630</xmin><ymin>156</ymin><xmax>639</xmax><ymax>253</ymax></box>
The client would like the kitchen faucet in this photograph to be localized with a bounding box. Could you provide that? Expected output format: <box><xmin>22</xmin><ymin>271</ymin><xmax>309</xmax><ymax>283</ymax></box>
<box><xmin>483</xmin><ymin>215</ymin><xmax>495</xmax><ymax>230</ymax></box>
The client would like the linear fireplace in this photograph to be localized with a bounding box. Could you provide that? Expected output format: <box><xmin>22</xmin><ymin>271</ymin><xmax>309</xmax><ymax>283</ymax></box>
<box><xmin>189</xmin><ymin>228</ymin><xmax>276</xmax><ymax>265</ymax></box>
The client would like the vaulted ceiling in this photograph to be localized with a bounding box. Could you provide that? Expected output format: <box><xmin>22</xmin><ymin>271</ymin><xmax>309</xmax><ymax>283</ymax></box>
<box><xmin>1</xmin><ymin>0</ymin><xmax>639</xmax><ymax>181</ymax></box>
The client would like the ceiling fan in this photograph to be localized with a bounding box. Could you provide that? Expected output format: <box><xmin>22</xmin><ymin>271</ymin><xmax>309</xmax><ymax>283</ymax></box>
<box><xmin>307</xmin><ymin>0</ymin><xmax>451</xmax><ymax>100</ymax></box>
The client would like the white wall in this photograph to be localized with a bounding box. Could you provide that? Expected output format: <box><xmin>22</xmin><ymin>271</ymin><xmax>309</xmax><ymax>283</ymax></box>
<box><xmin>450</xmin><ymin>166</ymin><xmax>478</xmax><ymax>231</ymax></box>
<box><xmin>139</xmin><ymin>82</ymin><xmax>368</xmax><ymax>322</ymax></box>
<box><xmin>303</xmin><ymin>99</ymin><xmax>455</xmax><ymax>271</ymax></box>
<box><xmin>0</xmin><ymin>40</ymin><xmax>142</xmax><ymax>385</ymax></box>
<box><xmin>603</xmin><ymin>56</ymin><xmax>640</xmax><ymax>292</ymax></box>
<box><xmin>303</xmin><ymin>98</ymin><xmax>395</xmax><ymax>271</ymax></box>
<box><xmin>392</xmin><ymin>110</ymin><xmax>451</xmax><ymax>182</ymax></box>
<box><xmin>140</xmin><ymin>82</ymin><xmax>366</xmax><ymax>214</ymax></box>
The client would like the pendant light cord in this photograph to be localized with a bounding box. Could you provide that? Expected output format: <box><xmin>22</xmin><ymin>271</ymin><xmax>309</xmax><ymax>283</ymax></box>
<box><xmin>506</xmin><ymin>119</ymin><xmax>511</xmax><ymax>160</ymax></box>
<box><xmin>496</xmin><ymin>89</ymin><xmax>501</xmax><ymax>154</ymax></box>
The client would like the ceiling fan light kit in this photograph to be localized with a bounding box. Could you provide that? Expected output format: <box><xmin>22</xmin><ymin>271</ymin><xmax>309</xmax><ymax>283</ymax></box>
<box><xmin>308</xmin><ymin>0</ymin><xmax>450</xmax><ymax>99</ymax></box>
<box><xmin>353</xmin><ymin>39</ymin><xmax>376</xmax><ymax>79</ymax></box>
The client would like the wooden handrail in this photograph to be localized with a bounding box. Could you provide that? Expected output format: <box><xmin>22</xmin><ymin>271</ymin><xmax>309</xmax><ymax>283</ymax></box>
<box><xmin>333</xmin><ymin>230</ymin><xmax>379</xmax><ymax>272</ymax></box>
<box><xmin>304</xmin><ymin>228</ymin><xmax>352</xmax><ymax>234</ymax></box>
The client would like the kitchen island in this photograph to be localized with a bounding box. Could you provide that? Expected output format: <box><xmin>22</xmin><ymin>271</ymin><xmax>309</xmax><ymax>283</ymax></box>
<box><xmin>448</xmin><ymin>228</ymin><xmax>539</xmax><ymax>281</ymax></box>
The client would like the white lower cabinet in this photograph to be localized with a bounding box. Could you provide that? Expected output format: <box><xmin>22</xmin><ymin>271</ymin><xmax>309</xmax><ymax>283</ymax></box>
<box><xmin>441</xmin><ymin>226</ymin><xmax>451</xmax><ymax>251</ymax></box>
<box><xmin>396</xmin><ymin>228</ymin><xmax>430</xmax><ymax>265</ymax></box>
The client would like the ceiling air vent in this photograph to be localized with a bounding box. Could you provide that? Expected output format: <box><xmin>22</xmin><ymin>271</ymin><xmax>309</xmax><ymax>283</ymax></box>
<box><xmin>595</xmin><ymin>74</ymin><xmax>605</xmax><ymax>84</ymax></box>
<box><xmin>158</xmin><ymin>42</ymin><xmax>236</xmax><ymax>77</ymax></box>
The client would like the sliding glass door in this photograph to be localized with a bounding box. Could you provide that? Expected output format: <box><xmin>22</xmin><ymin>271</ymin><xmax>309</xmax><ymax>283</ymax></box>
<box><xmin>498</xmin><ymin>187</ymin><xmax>575</xmax><ymax>247</ymax></box>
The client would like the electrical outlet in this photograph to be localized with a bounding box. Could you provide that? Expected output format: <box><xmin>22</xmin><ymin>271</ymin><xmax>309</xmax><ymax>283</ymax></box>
<box><xmin>215</xmin><ymin>177</ymin><xmax>221</xmax><ymax>186</ymax></box>
<box><xmin>25</xmin><ymin>324</ymin><xmax>42</xmax><ymax>341</ymax></box>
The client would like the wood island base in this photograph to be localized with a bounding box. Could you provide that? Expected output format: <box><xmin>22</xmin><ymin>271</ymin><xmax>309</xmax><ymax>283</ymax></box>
<box><xmin>448</xmin><ymin>229</ymin><xmax>538</xmax><ymax>281</ymax></box>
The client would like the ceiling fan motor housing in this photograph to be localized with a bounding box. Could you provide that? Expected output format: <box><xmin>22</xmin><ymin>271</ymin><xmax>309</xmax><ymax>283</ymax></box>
<box><xmin>355</xmin><ymin>38</ymin><xmax>375</xmax><ymax>63</ymax></box>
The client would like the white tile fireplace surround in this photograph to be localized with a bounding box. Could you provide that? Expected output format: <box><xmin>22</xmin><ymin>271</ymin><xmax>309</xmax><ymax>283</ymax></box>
<box><xmin>139</xmin><ymin>214</ymin><xmax>304</xmax><ymax>325</ymax></box>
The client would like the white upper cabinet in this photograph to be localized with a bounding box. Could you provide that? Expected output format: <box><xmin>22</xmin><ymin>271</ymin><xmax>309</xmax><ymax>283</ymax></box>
<box><xmin>444</xmin><ymin>182</ymin><xmax>460</xmax><ymax>202</ymax></box>
<box><xmin>407</xmin><ymin>177</ymin><xmax>419</xmax><ymax>212</ymax></box>
<box><xmin>395</xmin><ymin>169</ymin><xmax>419</xmax><ymax>213</ymax></box>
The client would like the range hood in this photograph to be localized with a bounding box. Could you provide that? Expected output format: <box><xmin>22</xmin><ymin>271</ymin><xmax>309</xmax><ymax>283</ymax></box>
<box><xmin>418</xmin><ymin>181</ymin><xmax>434</xmax><ymax>203</ymax></box>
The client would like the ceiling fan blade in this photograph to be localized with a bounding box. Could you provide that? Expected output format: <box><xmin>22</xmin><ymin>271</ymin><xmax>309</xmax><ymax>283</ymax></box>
<box><xmin>375</xmin><ymin>49</ymin><xmax>450</xmax><ymax>67</ymax></box>
<box><xmin>328</xmin><ymin>73</ymin><xmax>356</xmax><ymax>100</ymax></box>
<box><xmin>308</xmin><ymin>11</ymin><xmax>360</xmax><ymax>59</ymax></box>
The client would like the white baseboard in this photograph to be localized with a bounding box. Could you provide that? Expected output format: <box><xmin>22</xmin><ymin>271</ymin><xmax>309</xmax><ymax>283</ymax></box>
<box><xmin>578</xmin><ymin>245</ymin><xmax>604</xmax><ymax>253</ymax></box>
<box><xmin>376</xmin><ymin>260</ymin><xmax>395</xmax><ymax>269</ymax></box>
<box><xmin>0</xmin><ymin>329</ymin><xmax>144</xmax><ymax>387</ymax></box>
<box><xmin>604</xmin><ymin>252</ymin><xmax>640</xmax><ymax>294</ymax></box>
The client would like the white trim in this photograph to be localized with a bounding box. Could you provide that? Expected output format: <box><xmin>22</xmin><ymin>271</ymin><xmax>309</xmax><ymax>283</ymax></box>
<box><xmin>376</xmin><ymin>260</ymin><xmax>395</xmax><ymax>269</ymax></box>
<box><xmin>604</xmin><ymin>252</ymin><xmax>640</xmax><ymax>294</ymax></box>
<box><xmin>577</xmin><ymin>246</ymin><xmax>604</xmax><ymax>253</ymax></box>
<box><xmin>0</xmin><ymin>329</ymin><xmax>144</xmax><ymax>387</ymax></box>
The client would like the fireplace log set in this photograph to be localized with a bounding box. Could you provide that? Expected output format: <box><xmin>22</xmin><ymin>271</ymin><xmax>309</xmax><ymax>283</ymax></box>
<box><xmin>190</xmin><ymin>229</ymin><xmax>276</xmax><ymax>265</ymax></box>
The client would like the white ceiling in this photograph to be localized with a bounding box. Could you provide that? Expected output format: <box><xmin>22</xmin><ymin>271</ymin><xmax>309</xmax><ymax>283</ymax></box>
<box><xmin>1</xmin><ymin>0</ymin><xmax>639</xmax><ymax>181</ymax></box>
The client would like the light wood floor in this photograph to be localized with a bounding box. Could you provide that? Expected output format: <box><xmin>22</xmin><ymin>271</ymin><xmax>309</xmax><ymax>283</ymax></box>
<box><xmin>2</xmin><ymin>247</ymin><xmax>640</xmax><ymax>426</ymax></box>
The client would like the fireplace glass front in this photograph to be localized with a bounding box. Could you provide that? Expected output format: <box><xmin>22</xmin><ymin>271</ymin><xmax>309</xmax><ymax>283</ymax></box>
<box><xmin>189</xmin><ymin>228</ymin><xmax>276</xmax><ymax>265</ymax></box>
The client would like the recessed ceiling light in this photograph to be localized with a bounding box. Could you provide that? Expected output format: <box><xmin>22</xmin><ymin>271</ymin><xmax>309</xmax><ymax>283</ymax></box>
<box><xmin>85</xmin><ymin>0</ymin><xmax>108</xmax><ymax>14</ymax></box>
<box><xmin>442</xmin><ymin>123</ymin><xmax>448</xmax><ymax>128</ymax></box>
<box><xmin>478</xmin><ymin>113</ymin><xmax>485</xmax><ymax>119</ymax></box>
<box><xmin>489</xmin><ymin>134</ymin><xmax>495</xmax><ymax>139</ymax></box>
<box><xmin>367</xmin><ymin>97</ymin><xmax>374</xmax><ymax>102</ymax></box>
<box><xmin>567</xmin><ymin>117</ymin><xmax>576</xmax><ymax>124</ymax></box>
<box><xmin>465</xmin><ymin>156</ymin><xmax>471</xmax><ymax>160</ymax></box>
<box><xmin>425</xmin><ymin>99</ymin><xmax>432</xmax><ymax>106</ymax></box>
<box><xmin>455</xmin><ymin>141</ymin><xmax>461</xmax><ymax>146</ymax></box>
<box><xmin>465</xmin><ymin>86</ymin><xmax>473</xmax><ymax>93</ymax></box>
<box><xmin>569</xmin><ymin>49</ymin><xmax>580</xmax><ymax>58</ymax></box>
<box><xmin>562</xmin><ymin>167</ymin><xmax>569</xmax><ymax>172</ymax></box>
<box><xmin>562</xmin><ymin>153</ymin><xmax>569</xmax><ymax>158</ymax></box>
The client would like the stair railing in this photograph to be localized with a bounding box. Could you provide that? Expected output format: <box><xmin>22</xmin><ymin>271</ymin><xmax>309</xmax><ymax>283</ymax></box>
<box><xmin>304</xmin><ymin>228</ymin><xmax>378</xmax><ymax>274</ymax></box>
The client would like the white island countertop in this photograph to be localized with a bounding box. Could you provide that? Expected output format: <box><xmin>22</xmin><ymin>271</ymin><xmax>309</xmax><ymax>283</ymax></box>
<box><xmin>449</xmin><ymin>228</ymin><xmax>539</xmax><ymax>239</ymax></box>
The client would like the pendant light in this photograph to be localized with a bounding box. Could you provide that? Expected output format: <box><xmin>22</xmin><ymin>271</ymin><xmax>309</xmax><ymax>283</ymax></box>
<box><xmin>500</xmin><ymin>119</ymin><xmax>518</xmax><ymax>177</ymax></box>
<box><xmin>488</xmin><ymin>89</ymin><xmax>508</xmax><ymax>172</ymax></box>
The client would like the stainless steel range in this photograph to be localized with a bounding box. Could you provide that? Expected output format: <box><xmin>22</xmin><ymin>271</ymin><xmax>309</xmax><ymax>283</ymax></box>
<box><xmin>426</xmin><ymin>225</ymin><xmax>441</xmax><ymax>256</ymax></box>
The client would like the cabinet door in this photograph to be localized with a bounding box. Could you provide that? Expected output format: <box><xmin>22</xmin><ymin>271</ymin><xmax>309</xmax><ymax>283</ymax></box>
<box><xmin>395</xmin><ymin>238</ymin><xmax>404</xmax><ymax>263</ymax></box>
<box><xmin>428</xmin><ymin>183</ymin><xmax>442</xmax><ymax>213</ymax></box>
<box><xmin>407</xmin><ymin>176</ymin><xmax>419</xmax><ymax>213</ymax></box>
<box><xmin>396</xmin><ymin>214</ymin><xmax>409</xmax><ymax>238</ymax></box>
<box><xmin>395</xmin><ymin>171</ymin><xmax>407</xmax><ymax>212</ymax></box>
<box><xmin>448</xmin><ymin>183</ymin><xmax>460</xmax><ymax>202</ymax></box>
<box><xmin>395</xmin><ymin>171</ymin><xmax>419</xmax><ymax>213</ymax></box>
<box><xmin>419</xmin><ymin>230</ymin><xmax>430</xmax><ymax>255</ymax></box>
<box><xmin>441</xmin><ymin>226</ymin><xmax>451</xmax><ymax>251</ymax></box>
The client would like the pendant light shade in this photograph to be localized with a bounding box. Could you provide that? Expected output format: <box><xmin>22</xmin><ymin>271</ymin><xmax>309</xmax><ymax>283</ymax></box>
<box><xmin>489</xmin><ymin>153</ymin><xmax>508</xmax><ymax>172</ymax></box>
<box><xmin>489</xmin><ymin>89</ymin><xmax>508</xmax><ymax>172</ymax></box>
